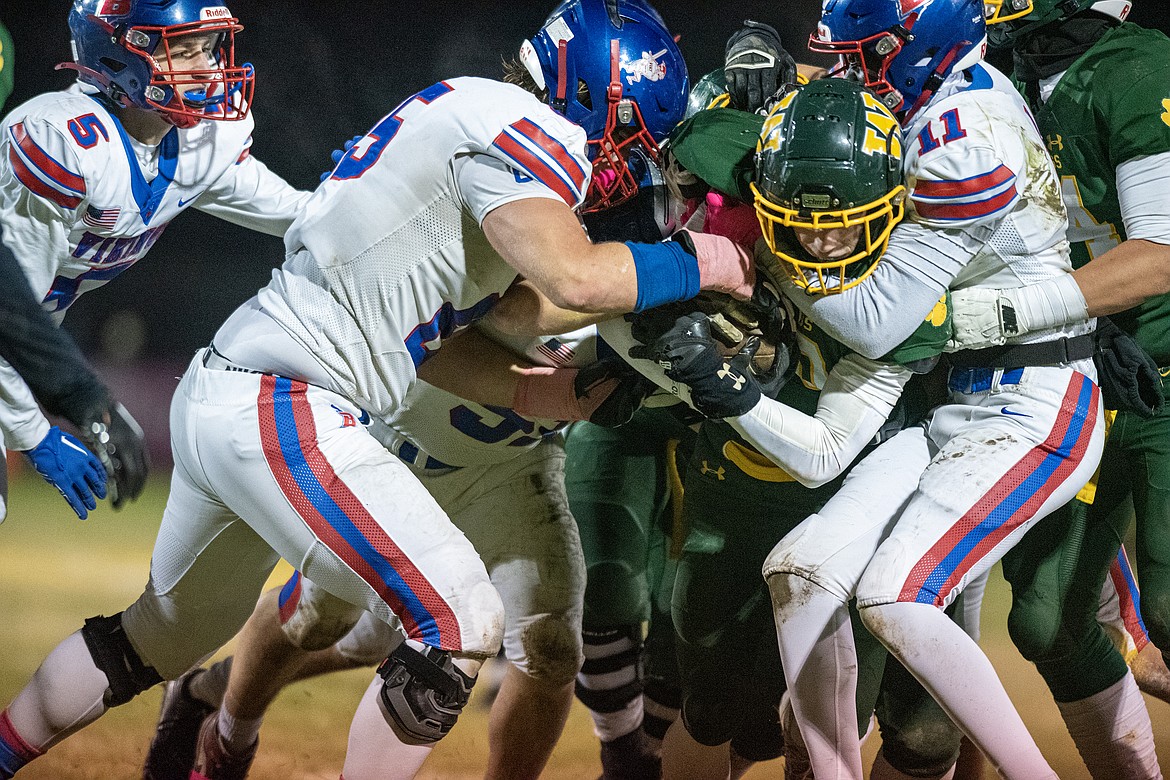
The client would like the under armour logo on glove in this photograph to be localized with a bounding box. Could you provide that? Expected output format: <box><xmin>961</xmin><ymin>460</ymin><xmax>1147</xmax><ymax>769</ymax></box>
<box><xmin>629</xmin><ymin>311</ymin><xmax>762</xmax><ymax>419</ymax></box>
<box><xmin>717</xmin><ymin>363</ymin><xmax>746</xmax><ymax>390</ymax></box>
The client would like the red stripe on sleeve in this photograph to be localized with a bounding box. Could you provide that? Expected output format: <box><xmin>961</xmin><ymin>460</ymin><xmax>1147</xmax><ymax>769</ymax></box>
<box><xmin>492</xmin><ymin>132</ymin><xmax>576</xmax><ymax>206</ymax></box>
<box><xmin>914</xmin><ymin>186</ymin><xmax>1017</xmax><ymax>221</ymax></box>
<box><xmin>513</xmin><ymin>118</ymin><xmax>587</xmax><ymax>190</ymax></box>
<box><xmin>8</xmin><ymin>146</ymin><xmax>82</xmax><ymax>209</ymax></box>
<box><xmin>913</xmin><ymin>165</ymin><xmax>1014</xmax><ymax>200</ymax></box>
<box><xmin>12</xmin><ymin>123</ymin><xmax>86</xmax><ymax>194</ymax></box>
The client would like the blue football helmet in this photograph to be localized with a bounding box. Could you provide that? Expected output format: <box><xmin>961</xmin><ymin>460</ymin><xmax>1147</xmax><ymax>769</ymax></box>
<box><xmin>521</xmin><ymin>0</ymin><xmax>689</xmax><ymax>212</ymax></box>
<box><xmin>809</xmin><ymin>0</ymin><xmax>987</xmax><ymax>117</ymax></box>
<box><xmin>62</xmin><ymin>0</ymin><xmax>254</xmax><ymax>129</ymax></box>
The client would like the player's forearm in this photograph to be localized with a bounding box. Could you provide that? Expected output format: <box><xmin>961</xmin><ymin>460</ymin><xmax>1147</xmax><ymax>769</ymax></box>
<box><xmin>196</xmin><ymin>156</ymin><xmax>312</xmax><ymax>237</ymax></box>
<box><xmin>729</xmin><ymin>354</ymin><xmax>910</xmax><ymax>487</ymax></box>
<box><xmin>484</xmin><ymin>199</ymin><xmax>752</xmax><ymax>317</ymax></box>
<box><xmin>729</xmin><ymin>396</ymin><xmax>889</xmax><ymax>488</ymax></box>
<box><xmin>773</xmin><ymin>222</ymin><xmax>964</xmax><ymax>359</ymax></box>
<box><xmin>417</xmin><ymin>326</ymin><xmax>531</xmax><ymax>408</ymax></box>
<box><xmin>484</xmin><ymin>280</ymin><xmax>607</xmax><ymax>337</ymax></box>
<box><xmin>1071</xmin><ymin>239</ymin><xmax>1170</xmax><ymax>317</ymax></box>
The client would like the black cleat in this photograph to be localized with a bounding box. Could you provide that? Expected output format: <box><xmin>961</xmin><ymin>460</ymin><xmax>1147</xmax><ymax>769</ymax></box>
<box><xmin>143</xmin><ymin>669</ymin><xmax>217</xmax><ymax>780</ymax></box>
<box><xmin>598</xmin><ymin>729</ymin><xmax>661</xmax><ymax>780</ymax></box>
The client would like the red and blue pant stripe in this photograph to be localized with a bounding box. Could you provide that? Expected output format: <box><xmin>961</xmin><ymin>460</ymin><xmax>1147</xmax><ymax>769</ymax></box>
<box><xmin>0</xmin><ymin>710</ymin><xmax>41</xmax><ymax>776</ymax></box>
<box><xmin>258</xmin><ymin>375</ymin><xmax>461</xmax><ymax>649</ymax></box>
<box><xmin>901</xmin><ymin>372</ymin><xmax>1099</xmax><ymax>605</ymax></box>
<box><xmin>1111</xmin><ymin>546</ymin><xmax>1150</xmax><ymax>652</ymax></box>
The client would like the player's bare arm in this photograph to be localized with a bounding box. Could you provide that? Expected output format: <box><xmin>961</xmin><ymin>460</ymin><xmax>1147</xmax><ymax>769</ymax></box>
<box><xmin>482</xmin><ymin>198</ymin><xmax>639</xmax><ymax>313</ymax></box>
<box><xmin>483</xmin><ymin>279</ymin><xmax>601</xmax><ymax>337</ymax></box>
<box><xmin>483</xmin><ymin>197</ymin><xmax>754</xmax><ymax>324</ymax></box>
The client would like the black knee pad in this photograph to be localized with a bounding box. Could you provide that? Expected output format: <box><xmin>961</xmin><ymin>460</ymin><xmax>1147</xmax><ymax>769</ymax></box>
<box><xmin>729</xmin><ymin>714</ymin><xmax>783</xmax><ymax>763</ymax></box>
<box><xmin>376</xmin><ymin>643</ymin><xmax>475</xmax><ymax>745</ymax></box>
<box><xmin>80</xmin><ymin>613</ymin><xmax>162</xmax><ymax>707</ymax></box>
<box><xmin>879</xmin><ymin>718</ymin><xmax>962</xmax><ymax>778</ymax></box>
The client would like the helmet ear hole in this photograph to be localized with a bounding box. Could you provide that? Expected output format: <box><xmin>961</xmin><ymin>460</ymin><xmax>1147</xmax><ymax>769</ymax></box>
<box><xmin>100</xmin><ymin>57</ymin><xmax>127</xmax><ymax>73</ymax></box>
<box><xmin>577</xmin><ymin>79</ymin><xmax>593</xmax><ymax>111</ymax></box>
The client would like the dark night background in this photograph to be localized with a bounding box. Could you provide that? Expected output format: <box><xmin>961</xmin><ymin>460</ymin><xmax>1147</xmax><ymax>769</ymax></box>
<box><xmin>2</xmin><ymin>1</ymin><xmax>1169</xmax><ymax>455</ymax></box>
<box><xmin>2</xmin><ymin>0</ymin><xmax>833</xmax><ymax>363</ymax></box>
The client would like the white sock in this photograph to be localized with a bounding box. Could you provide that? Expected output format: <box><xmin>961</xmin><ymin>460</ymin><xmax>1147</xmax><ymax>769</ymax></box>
<box><xmin>342</xmin><ymin>674</ymin><xmax>433</xmax><ymax>780</ymax></box>
<box><xmin>1056</xmin><ymin>671</ymin><xmax>1162</xmax><ymax>780</ymax></box>
<box><xmin>861</xmin><ymin>602</ymin><xmax>1057</xmax><ymax>780</ymax></box>
<box><xmin>6</xmin><ymin>631</ymin><xmax>110</xmax><ymax>751</ymax></box>
<box><xmin>768</xmin><ymin>573</ymin><xmax>865</xmax><ymax>780</ymax></box>
<box><xmin>217</xmin><ymin>707</ymin><xmax>263</xmax><ymax>754</ymax></box>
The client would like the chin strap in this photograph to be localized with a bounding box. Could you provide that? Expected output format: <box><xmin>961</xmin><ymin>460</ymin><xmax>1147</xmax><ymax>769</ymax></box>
<box><xmin>553</xmin><ymin>39</ymin><xmax>569</xmax><ymax>114</ymax></box>
<box><xmin>901</xmin><ymin>40</ymin><xmax>969</xmax><ymax>122</ymax></box>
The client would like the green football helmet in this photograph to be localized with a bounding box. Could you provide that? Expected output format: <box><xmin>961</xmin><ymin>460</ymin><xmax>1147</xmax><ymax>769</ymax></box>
<box><xmin>988</xmin><ymin>0</ymin><xmax>1131</xmax><ymax>46</ymax></box>
<box><xmin>751</xmin><ymin>79</ymin><xmax>905</xmax><ymax>295</ymax></box>
<box><xmin>685</xmin><ymin>70</ymin><xmax>731</xmax><ymax>119</ymax></box>
<box><xmin>983</xmin><ymin>0</ymin><xmax>1036</xmax><ymax>25</ymax></box>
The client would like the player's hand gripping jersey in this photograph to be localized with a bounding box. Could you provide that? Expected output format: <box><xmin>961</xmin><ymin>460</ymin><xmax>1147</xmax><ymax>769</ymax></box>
<box><xmin>786</xmin><ymin>64</ymin><xmax>1087</xmax><ymax>359</ymax></box>
<box><xmin>240</xmin><ymin>78</ymin><xmax>591</xmax><ymax>421</ymax></box>
<box><xmin>0</xmin><ymin>85</ymin><xmax>307</xmax><ymax>452</ymax></box>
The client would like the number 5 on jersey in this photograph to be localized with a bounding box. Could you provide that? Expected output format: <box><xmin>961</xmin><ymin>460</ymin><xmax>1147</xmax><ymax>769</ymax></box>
<box><xmin>331</xmin><ymin>82</ymin><xmax>455</xmax><ymax>180</ymax></box>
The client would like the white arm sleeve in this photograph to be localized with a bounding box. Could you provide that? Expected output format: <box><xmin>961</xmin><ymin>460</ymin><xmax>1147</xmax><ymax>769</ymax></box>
<box><xmin>729</xmin><ymin>354</ymin><xmax>912</xmax><ymax>488</ymax></box>
<box><xmin>775</xmin><ymin>221</ymin><xmax>989</xmax><ymax>359</ymax></box>
<box><xmin>0</xmin><ymin>357</ymin><xmax>50</xmax><ymax>451</ymax></box>
<box><xmin>195</xmin><ymin>152</ymin><xmax>312</xmax><ymax>237</ymax></box>
<box><xmin>1116</xmin><ymin>152</ymin><xmax>1170</xmax><ymax>245</ymax></box>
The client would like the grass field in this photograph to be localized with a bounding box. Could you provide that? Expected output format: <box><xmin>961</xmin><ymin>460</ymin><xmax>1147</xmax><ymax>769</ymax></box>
<box><xmin>0</xmin><ymin>474</ymin><xmax>1167</xmax><ymax>779</ymax></box>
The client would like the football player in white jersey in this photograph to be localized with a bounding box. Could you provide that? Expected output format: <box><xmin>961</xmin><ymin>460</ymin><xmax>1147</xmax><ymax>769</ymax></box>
<box><xmin>0</xmin><ymin>1</ymin><xmax>758</xmax><ymax>778</ymax></box>
<box><xmin>0</xmin><ymin>0</ymin><xmax>309</xmax><ymax>520</ymax></box>
<box><xmin>143</xmin><ymin>323</ymin><xmax>651</xmax><ymax>780</ymax></box>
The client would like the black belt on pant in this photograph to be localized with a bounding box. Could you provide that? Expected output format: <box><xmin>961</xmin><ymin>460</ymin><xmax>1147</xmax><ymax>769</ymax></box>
<box><xmin>201</xmin><ymin>344</ymin><xmax>264</xmax><ymax>374</ymax></box>
<box><xmin>946</xmin><ymin>332</ymin><xmax>1095</xmax><ymax>370</ymax></box>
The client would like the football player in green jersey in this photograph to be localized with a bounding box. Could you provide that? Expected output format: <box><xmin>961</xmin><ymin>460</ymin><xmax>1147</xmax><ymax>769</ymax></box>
<box><xmin>944</xmin><ymin>1</ymin><xmax>1170</xmax><ymax>776</ymax></box>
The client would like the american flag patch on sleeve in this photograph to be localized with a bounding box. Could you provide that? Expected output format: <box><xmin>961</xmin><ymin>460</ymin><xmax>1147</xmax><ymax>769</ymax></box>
<box><xmin>82</xmin><ymin>205</ymin><xmax>120</xmax><ymax>229</ymax></box>
<box><xmin>537</xmin><ymin>338</ymin><xmax>576</xmax><ymax>365</ymax></box>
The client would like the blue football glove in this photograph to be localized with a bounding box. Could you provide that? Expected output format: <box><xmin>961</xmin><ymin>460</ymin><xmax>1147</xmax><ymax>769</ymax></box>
<box><xmin>24</xmin><ymin>426</ymin><xmax>108</xmax><ymax>519</ymax></box>
<box><xmin>320</xmin><ymin>135</ymin><xmax>366</xmax><ymax>182</ymax></box>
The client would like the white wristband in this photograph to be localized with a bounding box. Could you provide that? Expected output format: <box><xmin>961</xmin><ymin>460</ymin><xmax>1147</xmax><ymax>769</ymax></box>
<box><xmin>1005</xmin><ymin>273</ymin><xmax>1089</xmax><ymax>335</ymax></box>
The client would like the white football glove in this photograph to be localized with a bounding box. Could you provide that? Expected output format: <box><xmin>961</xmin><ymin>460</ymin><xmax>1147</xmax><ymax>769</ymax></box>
<box><xmin>947</xmin><ymin>286</ymin><xmax>1015</xmax><ymax>350</ymax></box>
<box><xmin>947</xmin><ymin>274</ymin><xmax>1089</xmax><ymax>352</ymax></box>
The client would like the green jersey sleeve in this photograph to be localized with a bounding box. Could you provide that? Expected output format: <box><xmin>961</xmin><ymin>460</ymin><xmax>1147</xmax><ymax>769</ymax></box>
<box><xmin>1087</xmin><ymin>26</ymin><xmax>1170</xmax><ymax>167</ymax></box>
<box><xmin>0</xmin><ymin>21</ymin><xmax>13</xmax><ymax>113</ymax></box>
<box><xmin>666</xmin><ymin>108</ymin><xmax>763</xmax><ymax>202</ymax></box>
<box><xmin>883</xmin><ymin>292</ymin><xmax>951</xmax><ymax>371</ymax></box>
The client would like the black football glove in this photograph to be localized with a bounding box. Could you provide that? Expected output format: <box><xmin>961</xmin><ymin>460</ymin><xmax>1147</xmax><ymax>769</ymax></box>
<box><xmin>573</xmin><ymin>356</ymin><xmax>657</xmax><ymax>428</ymax></box>
<box><xmin>630</xmin><ymin>312</ymin><xmax>762</xmax><ymax>419</ymax></box>
<box><xmin>1095</xmin><ymin>316</ymin><xmax>1165</xmax><ymax>418</ymax></box>
<box><xmin>78</xmin><ymin>399</ymin><xmax>149</xmax><ymax>509</ymax></box>
<box><xmin>724</xmin><ymin>20</ymin><xmax>798</xmax><ymax>114</ymax></box>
